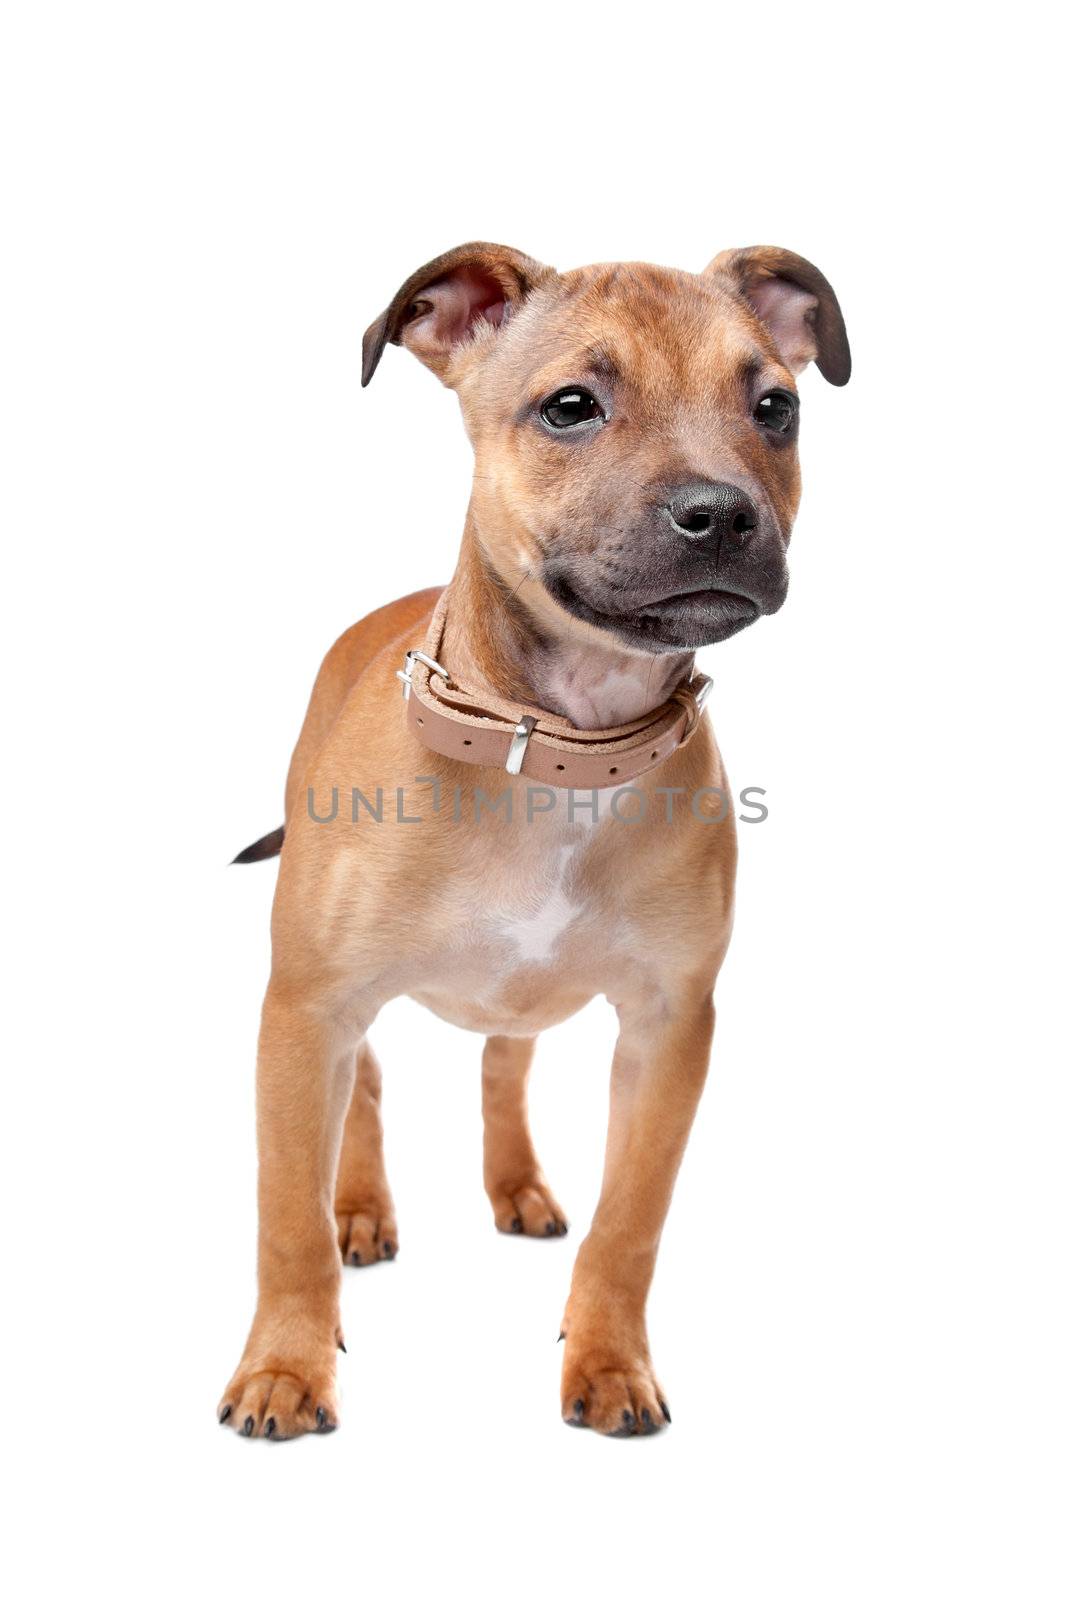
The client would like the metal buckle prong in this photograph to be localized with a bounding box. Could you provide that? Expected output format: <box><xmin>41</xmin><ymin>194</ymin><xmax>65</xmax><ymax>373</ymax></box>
<box><xmin>397</xmin><ymin>649</ymin><xmax>450</xmax><ymax>701</ymax></box>
<box><xmin>694</xmin><ymin>677</ymin><xmax>713</xmax><ymax>714</ymax></box>
<box><xmin>505</xmin><ymin>714</ymin><xmax>537</xmax><ymax>775</ymax></box>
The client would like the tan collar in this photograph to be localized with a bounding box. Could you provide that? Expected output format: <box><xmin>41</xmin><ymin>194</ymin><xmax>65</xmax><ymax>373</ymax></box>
<box><xmin>398</xmin><ymin>589</ymin><xmax>712</xmax><ymax>789</ymax></box>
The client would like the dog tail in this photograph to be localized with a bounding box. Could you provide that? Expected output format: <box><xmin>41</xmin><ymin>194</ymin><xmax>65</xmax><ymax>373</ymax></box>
<box><xmin>231</xmin><ymin>825</ymin><xmax>285</xmax><ymax>865</ymax></box>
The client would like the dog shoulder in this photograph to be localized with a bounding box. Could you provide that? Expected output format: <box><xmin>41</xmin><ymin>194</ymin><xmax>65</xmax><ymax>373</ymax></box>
<box><xmin>282</xmin><ymin>587</ymin><xmax>443</xmax><ymax>821</ymax></box>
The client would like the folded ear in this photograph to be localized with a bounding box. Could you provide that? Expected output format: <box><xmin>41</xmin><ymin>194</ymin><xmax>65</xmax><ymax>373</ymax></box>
<box><xmin>706</xmin><ymin>246</ymin><xmax>851</xmax><ymax>385</ymax></box>
<box><xmin>361</xmin><ymin>241</ymin><xmax>552</xmax><ymax>387</ymax></box>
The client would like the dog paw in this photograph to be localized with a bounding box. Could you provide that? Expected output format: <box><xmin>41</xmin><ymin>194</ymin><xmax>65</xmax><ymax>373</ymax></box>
<box><xmin>219</xmin><ymin>1330</ymin><xmax>340</xmax><ymax>1442</ymax></box>
<box><xmin>488</xmin><ymin>1177</ymin><xmax>568</xmax><ymax>1237</ymax></box>
<box><xmin>336</xmin><ymin>1193</ymin><xmax>398</xmax><ymax>1267</ymax></box>
<box><xmin>560</xmin><ymin>1349</ymin><xmax>669</xmax><ymax>1437</ymax></box>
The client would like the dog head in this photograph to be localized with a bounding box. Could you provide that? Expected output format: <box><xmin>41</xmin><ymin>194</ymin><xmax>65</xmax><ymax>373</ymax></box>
<box><xmin>363</xmin><ymin>242</ymin><xmax>849</xmax><ymax>653</ymax></box>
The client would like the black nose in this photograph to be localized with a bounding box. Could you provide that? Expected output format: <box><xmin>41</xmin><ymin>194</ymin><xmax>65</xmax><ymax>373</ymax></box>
<box><xmin>667</xmin><ymin>481</ymin><xmax>759</xmax><ymax>547</ymax></box>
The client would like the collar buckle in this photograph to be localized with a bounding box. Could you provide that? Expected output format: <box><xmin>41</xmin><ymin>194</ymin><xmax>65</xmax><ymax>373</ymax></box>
<box><xmin>397</xmin><ymin>649</ymin><xmax>450</xmax><ymax>701</ymax></box>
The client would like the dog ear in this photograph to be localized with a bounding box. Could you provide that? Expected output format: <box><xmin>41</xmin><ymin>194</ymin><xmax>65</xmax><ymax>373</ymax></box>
<box><xmin>362</xmin><ymin>242</ymin><xmax>551</xmax><ymax>387</ymax></box>
<box><xmin>706</xmin><ymin>246</ymin><xmax>851</xmax><ymax>386</ymax></box>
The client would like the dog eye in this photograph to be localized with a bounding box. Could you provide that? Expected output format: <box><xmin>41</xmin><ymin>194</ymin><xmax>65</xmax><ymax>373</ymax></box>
<box><xmin>754</xmin><ymin>389</ymin><xmax>798</xmax><ymax>434</ymax></box>
<box><xmin>540</xmin><ymin>388</ymin><xmax>603</xmax><ymax>429</ymax></box>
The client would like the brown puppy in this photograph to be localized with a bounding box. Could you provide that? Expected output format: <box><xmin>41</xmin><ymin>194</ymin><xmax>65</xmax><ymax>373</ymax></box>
<box><xmin>219</xmin><ymin>243</ymin><xmax>850</xmax><ymax>1440</ymax></box>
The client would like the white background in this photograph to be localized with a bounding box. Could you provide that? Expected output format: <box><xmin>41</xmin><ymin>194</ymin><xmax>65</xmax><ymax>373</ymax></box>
<box><xmin>2</xmin><ymin>4</ymin><xmax>1063</xmax><ymax>1597</ymax></box>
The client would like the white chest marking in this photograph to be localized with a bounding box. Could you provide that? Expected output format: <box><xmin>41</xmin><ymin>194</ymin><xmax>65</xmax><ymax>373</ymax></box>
<box><xmin>496</xmin><ymin>843</ymin><xmax>581</xmax><ymax>965</ymax></box>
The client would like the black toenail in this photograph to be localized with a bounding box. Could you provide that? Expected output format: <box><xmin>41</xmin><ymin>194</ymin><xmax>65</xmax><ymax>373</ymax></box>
<box><xmin>622</xmin><ymin>1409</ymin><xmax>634</xmax><ymax>1429</ymax></box>
<box><xmin>557</xmin><ymin>1330</ymin><xmax>565</xmax><ymax>1342</ymax></box>
<box><xmin>574</xmin><ymin>1399</ymin><xmax>585</xmax><ymax>1419</ymax></box>
<box><xmin>382</xmin><ymin>1239</ymin><xmax>395</xmax><ymax>1256</ymax></box>
<box><xmin>243</xmin><ymin>1416</ymin><xmax>254</xmax><ymax>1436</ymax></box>
<box><xmin>641</xmin><ymin>1408</ymin><xmax>653</xmax><ymax>1429</ymax></box>
<box><xmin>338</xmin><ymin>1339</ymin><xmax>347</xmax><ymax>1353</ymax></box>
<box><xmin>558</xmin><ymin>1222</ymin><xmax>568</xmax><ymax>1235</ymax></box>
<box><xmin>545</xmin><ymin>1221</ymin><xmax>556</xmax><ymax>1236</ymax></box>
<box><xmin>316</xmin><ymin>1406</ymin><xmax>328</xmax><ymax>1430</ymax></box>
<box><xmin>350</xmin><ymin>1250</ymin><xmax>361</xmax><ymax>1265</ymax></box>
<box><xmin>265</xmin><ymin>1417</ymin><xmax>276</xmax><ymax>1438</ymax></box>
<box><xmin>510</xmin><ymin>1217</ymin><xmax>522</xmax><ymax>1232</ymax></box>
<box><xmin>661</xmin><ymin>1402</ymin><xmax>672</xmax><ymax>1423</ymax></box>
<box><xmin>218</xmin><ymin>1405</ymin><xmax>232</xmax><ymax>1425</ymax></box>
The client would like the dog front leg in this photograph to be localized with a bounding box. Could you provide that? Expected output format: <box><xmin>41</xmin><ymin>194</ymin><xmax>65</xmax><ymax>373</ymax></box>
<box><xmin>219</xmin><ymin>983</ymin><xmax>356</xmax><ymax>1440</ymax></box>
<box><xmin>560</xmin><ymin>988</ymin><xmax>715</xmax><ymax>1436</ymax></box>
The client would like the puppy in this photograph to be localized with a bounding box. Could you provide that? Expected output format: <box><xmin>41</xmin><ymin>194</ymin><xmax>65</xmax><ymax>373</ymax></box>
<box><xmin>219</xmin><ymin>242</ymin><xmax>849</xmax><ymax>1440</ymax></box>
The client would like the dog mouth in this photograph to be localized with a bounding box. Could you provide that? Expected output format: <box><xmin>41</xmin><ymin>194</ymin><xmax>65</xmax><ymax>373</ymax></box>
<box><xmin>636</xmin><ymin>586</ymin><xmax>760</xmax><ymax>622</ymax></box>
<box><xmin>544</xmin><ymin>569</ymin><xmax>765</xmax><ymax>650</ymax></box>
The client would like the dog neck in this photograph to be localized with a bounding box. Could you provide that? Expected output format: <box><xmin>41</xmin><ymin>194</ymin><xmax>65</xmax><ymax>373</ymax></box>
<box><xmin>440</xmin><ymin>520</ymin><xmax>695</xmax><ymax>731</ymax></box>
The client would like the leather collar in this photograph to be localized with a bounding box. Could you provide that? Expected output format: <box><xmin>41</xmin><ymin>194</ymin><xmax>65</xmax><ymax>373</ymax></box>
<box><xmin>398</xmin><ymin>589</ymin><xmax>712</xmax><ymax>789</ymax></box>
